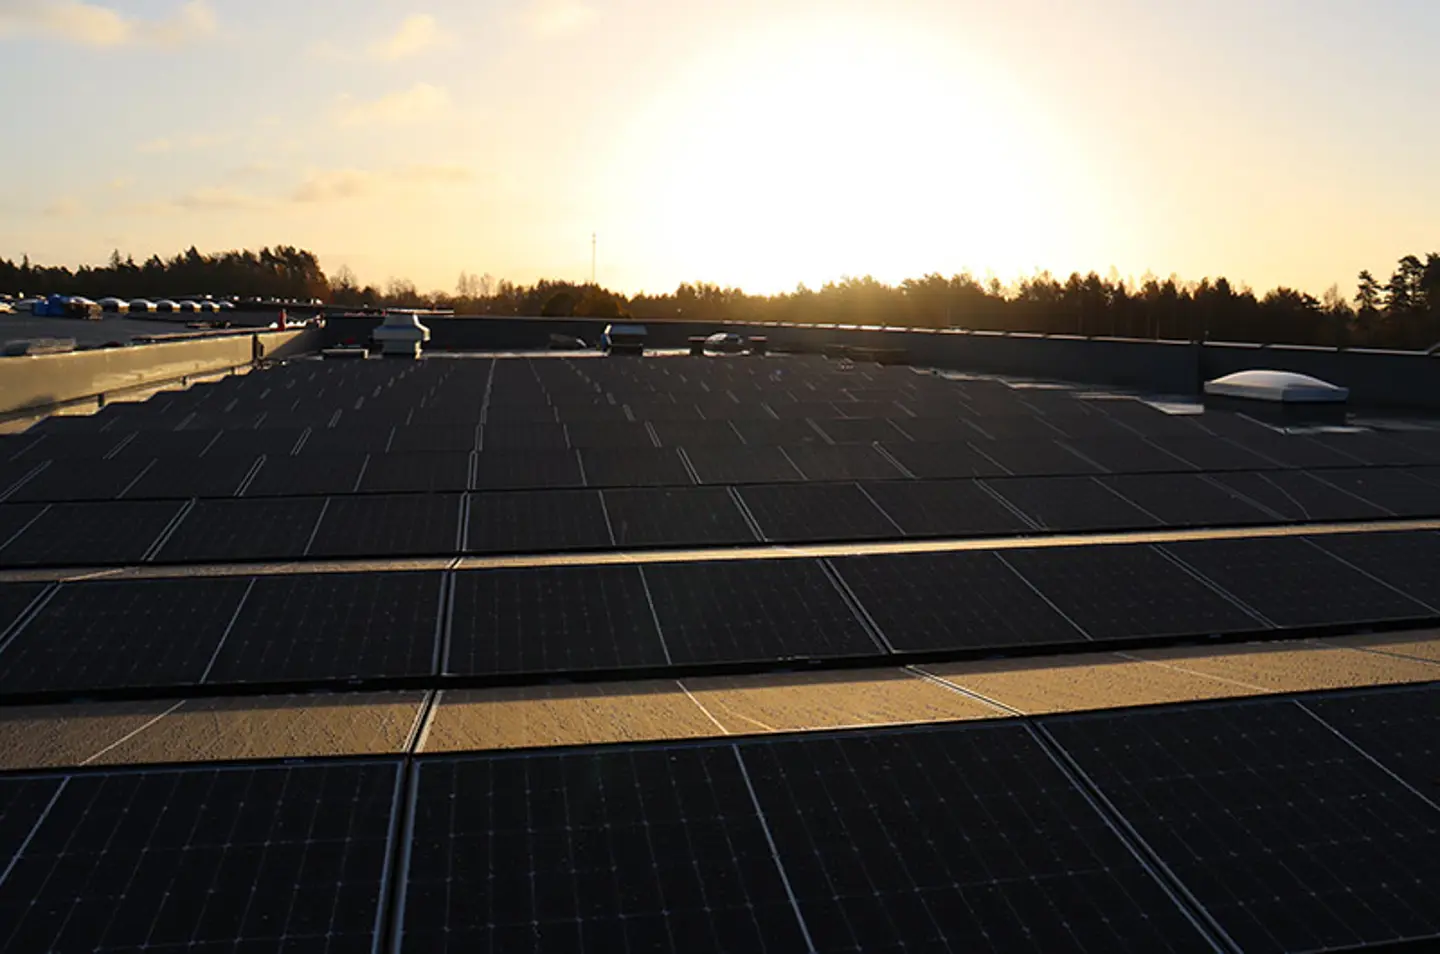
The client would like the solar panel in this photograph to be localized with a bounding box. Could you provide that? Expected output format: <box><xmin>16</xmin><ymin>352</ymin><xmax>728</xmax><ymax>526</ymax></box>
<box><xmin>120</xmin><ymin>454</ymin><xmax>259</xmax><ymax>499</ymax></box>
<box><xmin>306</xmin><ymin>494</ymin><xmax>463</xmax><ymax>558</ymax></box>
<box><xmin>859</xmin><ymin>479</ymin><xmax>1032</xmax><ymax>537</ymax></box>
<box><xmin>0</xmin><ymin>581</ymin><xmax>47</xmax><ymax>638</ymax></box>
<box><xmin>298</xmin><ymin>425</ymin><xmax>393</xmax><ymax>455</ymax></box>
<box><xmin>602</xmin><ymin>487</ymin><xmax>758</xmax><ymax>547</ymax></box>
<box><xmin>1226</xmin><ymin>432</ymin><xmax>1359</xmax><ymax>469</ymax></box>
<box><xmin>627</xmin><ymin>401</ymin><xmax>703</xmax><ymax>422</ymax></box>
<box><xmin>0</xmin><ymin>578</ymin><xmax>251</xmax><ymax>695</ymax></box>
<box><xmin>1304</xmin><ymin>431</ymin><xmax>1425</xmax><ymax>466</ymax></box>
<box><xmin>466</xmin><ymin>489</ymin><xmax>613</xmax><ymax>554</ymax></box>
<box><xmin>1306</xmin><ymin>684</ymin><xmax>1440</xmax><ymax>801</ymax></box>
<box><xmin>743</xmin><ymin>724</ymin><xmax>1217</xmax><ymax>953</ymax></box>
<box><xmin>4</xmin><ymin>457</ymin><xmax>152</xmax><ymax>503</ymax></box>
<box><xmin>812</xmin><ymin>418</ymin><xmax>908</xmax><ymax>444</ymax></box>
<box><xmin>736</xmin><ymin>483</ymin><xmax>900</xmax><ymax>542</ymax></box>
<box><xmin>13</xmin><ymin>432</ymin><xmax>125</xmax><ymax>461</ymax></box>
<box><xmin>397</xmin><ymin>746</ymin><xmax>808</xmax><ymax>953</ymax></box>
<box><xmin>472</xmin><ymin>450</ymin><xmax>584</xmax><ymax>490</ymax></box>
<box><xmin>244</xmin><ymin>453</ymin><xmax>369</xmax><ymax>497</ymax></box>
<box><xmin>970</xmin><ymin>439</ymin><xmax>1100</xmax><ymax>476</ymax></box>
<box><xmin>480</xmin><ymin>423</ymin><xmax>570</xmax><ymax>450</ymax></box>
<box><xmin>554</xmin><ymin>403</ymin><xmax>632</xmax><ymax>424</ymax></box>
<box><xmin>483</xmin><ymin>404</ymin><xmax>557</xmax><ymax>424</ymax></box>
<box><xmin>358</xmin><ymin>451</ymin><xmax>471</xmax><ymax>493</ymax></box>
<box><xmin>1309</xmin><ymin>530</ymin><xmax>1440</xmax><ymax>609</ymax></box>
<box><xmin>833</xmin><ymin>551</ymin><xmax>1086</xmax><ymax>651</ymax></box>
<box><xmin>649</xmin><ymin>420</ymin><xmax>742</xmax><ymax>447</ymax></box>
<box><xmin>768</xmin><ymin>400</ymin><xmax>846</xmax><ymax>420</ymax></box>
<box><xmin>1203</xmin><ymin>470</ymin><xmax>1387</xmax><ymax>522</ymax></box>
<box><xmin>985</xmin><ymin>476</ymin><xmax>1161</xmax><ymax>531</ymax></box>
<box><xmin>642</xmin><ymin>559</ymin><xmax>877</xmax><ymax>663</ymax></box>
<box><xmin>681</xmin><ymin>446</ymin><xmax>804</xmax><ymax>484</ymax></box>
<box><xmin>1061</xmin><ymin>436</ymin><xmax>1195</xmax><ymax>474</ymax></box>
<box><xmin>447</xmin><ymin>565</ymin><xmax>669</xmax><ymax>674</ymax></box>
<box><xmin>965</xmin><ymin>416</ymin><xmax>1067</xmax><ymax>442</ymax></box>
<box><xmin>729</xmin><ymin>419</ymin><xmax>826</xmax><ymax>445</ymax></box>
<box><xmin>387</xmin><ymin>423</ymin><xmax>478</xmax><ymax>453</ymax></box>
<box><xmin>1100</xmin><ymin>474</ymin><xmax>1278</xmax><ymax>527</ymax></box>
<box><xmin>203</xmin><ymin>427</ymin><xmax>305</xmax><ymax>457</ymax></box>
<box><xmin>1308</xmin><ymin>468</ymin><xmax>1440</xmax><ymax>516</ymax></box>
<box><xmin>207</xmin><ymin>571</ymin><xmax>441</xmax><ymax>683</ymax></box>
<box><xmin>156</xmin><ymin>497</ymin><xmax>327</xmax><ymax>563</ymax></box>
<box><xmin>565</xmin><ymin>421</ymin><xmax>656</xmax><ymax>449</ymax></box>
<box><xmin>1163</xmin><ymin>536</ymin><xmax>1433</xmax><ymax>628</ymax></box>
<box><xmin>0</xmin><ymin>776</ymin><xmax>62</xmax><ymax>867</ymax></box>
<box><xmin>111</xmin><ymin>429</ymin><xmax>220</xmax><ymax>458</ymax></box>
<box><xmin>780</xmin><ymin>444</ymin><xmax>907</xmax><ymax>481</ymax></box>
<box><xmin>0</xmin><ymin>761</ymin><xmax>398</xmax><ymax>954</ymax></box>
<box><xmin>1046</xmin><ymin>699</ymin><xmax>1440</xmax><ymax>954</ymax></box>
<box><xmin>1146</xmin><ymin>436</ymin><xmax>1282</xmax><ymax>472</ymax></box>
<box><xmin>579</xmin><ymin>448</ymin><xmax>692</xmax><ymax>488</ymax></box>
<box><xmin>1001</xmin><ymin>544</ymin><xmax>1265</xmax><ymax>640</ymax></box>
<box><xmin>877</xmin><ymin>441</ymin><xmax>1008</xmax><ymax>479</ymax></box>
<box><xmin>0</xmin><ymin>501</ymin><xmax>183</xmax><ymax>568</ymax></box>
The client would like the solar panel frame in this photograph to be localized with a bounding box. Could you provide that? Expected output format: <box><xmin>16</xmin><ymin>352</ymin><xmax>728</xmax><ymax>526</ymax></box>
<box><xmin>1307</xmin><ymin>468</ymin><xmax>1440</xmax><ymax>516</ymax></box>
<box><xmin>1305</xmin><ymin>684</ymin><xmax>1440</xmax><ymax>802</ymax></box>
<box><xmin>1</xmin><ymin>457</ymin><xmax>153</xmax><ymax>503</ymax></box>
<box><xmin>1308</xmin><ymin>530</ymin><xmax>1440</xmax><ymax>610</ymax></box>
<box><xmin>0</xmin><ymin>500</ymin><xmax>184</xmax><ymax>568</ymax></box>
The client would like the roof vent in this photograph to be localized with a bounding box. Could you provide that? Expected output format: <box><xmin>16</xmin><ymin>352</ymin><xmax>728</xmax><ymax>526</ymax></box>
<box><xmin>1204</xmin><ymin>370</ymin><xmax>1348</xmax><ymax>404</ymax></box>
<box><xmin>371</xmin><ymin>311</ymin><xmax>432</xmax><ymax>358</ymax></box>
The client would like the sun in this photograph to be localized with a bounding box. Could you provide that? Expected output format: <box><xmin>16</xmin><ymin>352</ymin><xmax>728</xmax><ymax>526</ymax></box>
<box><xmin>606</xmin><ymin>15</ymin><xmax>1087</xmax><ymax>294</ymax></box>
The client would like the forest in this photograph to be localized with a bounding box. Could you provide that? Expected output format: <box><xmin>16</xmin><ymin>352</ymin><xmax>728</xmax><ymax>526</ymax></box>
<box><xmin>2</xmin><ymin>246</ymin><xmax>1438</xmax><ymax>351</ymax></box>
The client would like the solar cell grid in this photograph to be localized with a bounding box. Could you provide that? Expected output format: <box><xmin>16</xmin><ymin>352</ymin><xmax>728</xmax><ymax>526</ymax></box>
<box><xmin>579</xmin><ymin>448</ymin><xmax>692</xmax><ymax>487</ymax></box>
<box><xmin>1163</xmin><ymin>536</ymin><xmax>1432</xmax><ymax>627</ymax></box>
<box><xmin>208</xmin><ymin>571</ymin><xmax>441</xmax><ymax>683</ymax></box>
<box><xmin>1099</xmin><ymin>474</ymin><xmax>1277</xmax><ymax>527</ymax></box>
<box><xmin>737</xmin><ymin>483</ymin><xmax>900</xmax><ymax>542</ymax></box>
<box><xmin>296</xmin><ymin>425</ymin><xmax>393</xmax><ymax>456</ymax></box>
<box><xmin>1227</xmin><ymin>432</ymin><xmax>1360</xmax><ymax>469</ymax></box>
<box><xmin>111</xmin><ymin>429</ymin><xmax>220</xmax><ymax>458</ymax></box>
<box><xmin>742</xmin><ymin>725</ymin><xmax>1216</xmax><ymax>953</ymax></box>
<box><xmin>0</xmin><ymin>762</ymin><xmax>398</xmax><ymax>954</ymax></box>
<box><xmin>1147</xmin><ymin>437</ymin><xmax>1282</xmax><ymax>472</ymax></box>
<box><xmin>643</xmin><ymin>559</ymin><xmax>877</xmax><ymax>663</ymax></box>
<box><xmin>466</xmin><ymin>489</ymin><xmax>613</xmax><ymax>554</ymax></box>
<box><xmin>1001</xmin><ymin>544</ymin><xmax>1265</xmax><ymax>640</ymax></box>
<box><xmin>1204</xmin><ymin>470</ymin><xmax>1387</xmax><ymax>522</ymax></box>
<box><xmin>893</xmin><ymin>417</ymin><xmax>981</xmax><ymax>442</ymax></box>
<box><xmin>681</xmin><ymin>446</ymin><xmax>804</xmax><ymax>484</ymax></box>
<box><xmin>1047</xmin><ymin>700</ymin><xmax>1440</xmax><ymax>954</ymax></box>
<box><xmin>472</xmin><ymin>450</ymin><xmax>584</xmax><ymax>490</ymax></box>
<box><xmin>1061</xmin><ymin>436</ymin><xmax>1196</xmax><ymax>474</ymax></box>
<box><xmin>859</xmin><ymin>479</ymin><xmax>1032</xmax><ymax>537</ymax></box>
<box><xmin>1309</xmin><ymin>530</ymin><xmax>1440</xmax><ymax>609</ymax></box>
<box><xmin>1304</xmin><ymin>431</ymin><xmax>1424</xmax><ymax>466</ymax></box>
<box><xmin>120</xmin><ymin>454</ymin><xmax>259</xmax><ymax>500</ymax></box>
<box><xmin>0</xmin><ymin>577</ymin><xmax>251</xmax><ymax>694</ymax></box>
<box><xmin>306</xmin><ymin>494</ymin><xmax>463</xmax><ymax>558</ymax></box>
<box><xmin>203</xmin><ymin>427</ymin><xmax>305</xmax><ymax>458</ymax></box>
<box><xmin>602</xmin><ymin>487</ymin><xmax>757</xmax><ymax>547</ymax></box>
<box><xmin>447</xmin><ymin>565</ymin><xmax>669</xmax><ymax>673</ymax></box>
<box><xmin>649</xmin><ymin>420</ymin><xmax>741</xmax><ymax>447</ymax></box>
<box><xmin>480</xmin><ymin>423</ymin><xmax>569</xmax><ymax>450</ymax></box>
<box><xmin>399</xmin><ymin>747</ymin><xmax>806</xmax><ymax>954</ymax></box>
<box><xmin>243</xmin><ymin>452</ymin><xmax>368</xmax><ymax>497</ymax></box>
<box><xmin>1308</xmin><ymin>468</ymin><xmax>1440</xmax><ymax>516</ymax></box>
<box><xmin>812</xmin><ymin>418</ymin><xmax>909</xmax><ymax>444</ymax></box>
<box><xmin>357</xmin><ymin>451</ymin><xmax>471</xmax><ymax>493</ymax></box>
<box><xmin>1307</xmin><ymin>685</ymin><xmax>1440</xmax><ymax>802</ymax></box>
<box><xmin>13</xmin><ymin>432</ymin><xmax>125</xmax><ymax>461</ymax></box>
<box><xmin>0</xmin><ymin>581</ymin><xmax>48</xmax><ymax>638</ymax></box>
<box><xmin>386</xmin><ymin>423</ymin><xmax>478</xmax><ymax>453</ymax></box>
<box><xmin>833</xmin><ymin>551</ymin><xmax>1085</xmax><ymax>651</ymax></box>
<box><xmin>969</xmin><ymin>439</ymin><xmax>1101</xmax><ymax>476</ymax></box>
<box><xmin>0</xmin><ymin>500</ymin><xmax>182</xmax><ymax>568</ymax></box>
<box><xmin>780</xmin><ymin>443</ymin><xmax>906</xmax><ymax>481</ymax></box>
<box><xmin>2</xmin><ymin>457</ymin><xmax>152</xmax><ymax>503</ymax></box>
<box><xmin>985</xmin><ymin>476</ymin><xmax>1160</xmax><ymax>531</ymax></box>
<box><xmin>876</xmin><ymin>441</ymin><xmax>1006</xmax><ymax>479</ymax></box>
<box><xmin>0</xmin><ymin>777</ymin><xmax>62</xmax><ymax>869</ymax></box>
<box><xmin>156</xmin><ymin>497</ymin><xmax>326</xmax><ymax>563</ymax></box>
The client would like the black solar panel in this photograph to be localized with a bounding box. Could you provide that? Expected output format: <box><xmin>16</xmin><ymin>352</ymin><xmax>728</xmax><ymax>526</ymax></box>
<box><xmin>602</xmin><ymin>487</ymin><xmax>757</xmax><ymax>547</ymax></box>
<box><xmin>965</xmin><ymin>415</ymin><xmax>1066</xmax><ymax>441</ymax></box>
<box><xmin>878</xmin><ymin>441</ymin><xmax>1008</xmax><ymax>479</ymax></box>
<box><xmin>4</xmin><ymin>457</ymin><xmax>152</xmax><ymax>503</ymax></box>
<box><xmin>0</xmin><ymin>761</ymin><xmax>398</xmax><ymax>954</ymax></box>
<box><xmin>1307</xmin><ymin>684</ymin><xmax>1440</xmax><ymax>801</ymax></box>
<box><xmin>0</xmin><ymin>500</ymin><xmax>183</xmax><ymax>568</ymax></box>
<box><xmin>737</xmin><ymin>483</ymin><xmax>900</xmax><ymax>542</ymax></box>
<box><xmin>729</xmin><ymin>419</ymin><xmax>826</xmax><ymax>445</ymax></box>
<box><xmin>387</xmin><ymin>423</ymin><xmax>478</xmax><ymax>453</ymax></box>
<box><xmin>13</xmin><ymin>432</ymin><xmax>125</xmax><ymax>461</ymax></box>
<box><xmin>579</xmin><ymin>448</ymin><xmax>692</xmax><ymax>487</ymax></box>
<box><xmin>1163</xmin><ymin>536</ymin><xmax>1432</xmax><ymax>628</ymax></box>
<box><xmin>642</xmin><ymin>559</ymin><xmax>877</xmax><ymax>663</ymax></box>
<box><xmin>121</xmin><ymin>454</ymin><xmax>259</xmax><ymax>500</ymax></box>
<box><xmin>0</xmin><ymin>578</ymin><xmax>251</xmax><ymax>694</ymax></box>
<box><xmin>156</xmin><ymin>497</ymin><xmax>327</xmax><ymax>563</ymax></box>
<box><xmin>859</xmin><ymin>479</ymin><xmax>1032</xmax><ymax>537</ymax></box>
<box><xmin>891</xmin><ymin>417</ymin><xmax>979</xmax><ymax>442</ymax></box>
<box><xmin>208</xmin><ymin>571</ymin><xmax>440</xmax><ymax>683</ymax></box>
<box><xmin>986</xmin><ymin>476</ymin><xmax>1160</xmax><ymax>531</ymax></box>
<box><xmin>565</xmin><ymin>421</ymin><xmax>656</xmax><ymax>449</ymax></box>
<box><xmin>1204</xmin><ymin>470</ymin><xmax>1388</xmax><ymax>522</ymax></box>
<box><xmin>112</xmin><ymin>429</ymin><xmax>220</xmax><ymax>458</ymax></box>
<box><xmin>1100</xmin><ymin>474</ymin><xmax>1277</xmax><ymax>527</ymax></box>
<box><xmin>358</xmin><ymin>451</ymin><xmax>471</xmax><ymax>493</ymax></box>
<box><xmin>833</xmin><ymin>551</ymin><xmax>1086</xmax><ymax>651</ymax></box>
<box><xmin>472</xmin><ymin>450</ymin><xmax>584</xmax><ymax>490</ymax></box>
<box><xmin>554</xmin><ymin>403</ymin><xmax>631</xmax><ymax>424</ymax></box>
<box><xmin>781</xmin><ymin>444</ymin><xmax>906</xmax><ymax>481</ymax></box>
<box><xmin>244</xmin><ymin>453</ymin><xmax>368</xmax><ymax>497</ymax></box>
<box><xmin>0</xmin><ymin>581</ymin><xmax>47</xmax><ymax>638</ymax></box>
<box><xmin>1061</xmin><ymin>436</ymin><xmax>1195</xmax><ymax>474</ymax></box>
<box><xmin>0</xmin><ymin>777</ymin><xmax>61</xmax><ymax>869</ymax></box>
<box><xmin>1308</xmin><ymin>468</ymin><xmax>1440</xmax><ymax>516</ymax></box>
<box><xmin>970</xmin><ymin>439</ymin><xmax>1100</xmax><ymax>476</ymax></box>
<box><xmin>1305</xmin><ymin>431</ymin><xmax>1425</xmax><ymax>466</ymax></box>
<box><xmin>1047</xmin><ymin>699</ymin><xmax>1440</xmax><ymax>954</ymax></box>
<box><xmin>1147</xmin><ymin>436</ymin><xmax>1283</xmax><ymax>471</ymax></box>
<box><xmin>1001</xmin><ymin>544</ymin><xmax>1265</xmax><ymax>640</ymax></box>
<box><xmin>398</xmin><ymin>746</ymin><xmax>808</xmax><ymax>953</ymax></box>
<box><xmin>743</xmin><ymin>724</ymin><xmax>1216</xmax><ymax>953</ymax></box>
<box><xmin>649</xmin><ymin>420</ymin><xmax>742</xmax><ymax>447</ymax></box>
<box><xmin>447</xmin><ymin>565</ymin><xmax>668</xmax><ymax>674</ymax></box>
<box><xmin>306</xmin><ymin>494</ymin><xmax>462</xmax><ymax>558</ymax></box>
<box><xmin>298</xmin><ymin>425</ymin><xmax>392</xmax><ymax>455</ymax></box>
<box><xmin>203</xmin><ymin>427</ymin><xmax>305</xmax><ymax>457</ymax></box>
<box><xmin>481</xmin><ymin>423</ymin><xmax>569</xmax><ymax>450</ymax></box>
<box><xmin>466</xmin><ymin>489</ymin><xmax>613</xmax><ymax>554</ymax></box>
<box><xmin>1309</xmin><ymin>530</ymin><xmax>1440</xmax><ymax>609</ymax></box>
<box><xmin>812</xmin><ymin>418</ymin><xmax>908</xmax><ymax>444</ymax></box>
<box><xmin>681</xmin><ymin>446</ymin><xmax>804</xmax><ymax>484</ymax></box>
<box><xmin>1227</xmin><ymin>432</ymin><xmax>1359</xmax><ymax>469</ymax></box>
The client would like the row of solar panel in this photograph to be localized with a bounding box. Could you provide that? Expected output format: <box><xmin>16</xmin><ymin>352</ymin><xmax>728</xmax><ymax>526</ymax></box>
<box><xmin>1</xmin><ymin>532</ymin><xmax>1435</xmax><ymax>695</ymax></box>
<box><xmin>2</xmin><ymin>468</ymin><xmax>1438</xmax><ymax>567</ymax></box>
<box><xmin>1</xmin><ymin>684</ymin><xmax>1436</xmax><ymax>953</ymax></box>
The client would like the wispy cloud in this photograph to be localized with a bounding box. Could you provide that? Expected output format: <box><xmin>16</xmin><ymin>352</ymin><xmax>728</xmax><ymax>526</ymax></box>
<box><xmin>291</xmin><ymin>164</ymin><xmax>475</xmax><ymax>203</ymax></box>
<box><xmin>0</xmin><ymin>0</ymin><xmax>217</xmax><ymax>49</ymax></box>
<box><xmin>335</xmin><ymin>83</ymin><xmax>451</xmax><ymax>127</ymax></box>
<box><xmin>521</xmin><ymin>0</ymin><xmax>596</xmax><ymax>36</ymax></box>
<box><xmin>371</xmin><ymin>13</ymin><xmax>443</xmax><ymax>60</ymax></box>
<box><xmin>173</xmin><ymin>186</ymin><xmax>268</xmax><ymax>210</ymax></box>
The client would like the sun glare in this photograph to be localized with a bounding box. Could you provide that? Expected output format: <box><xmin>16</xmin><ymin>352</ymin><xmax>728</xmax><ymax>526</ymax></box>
<box><xmin>608</xmin><ymin>17</ymin><xmax>1087</xmax><ymax>293</ymax></box>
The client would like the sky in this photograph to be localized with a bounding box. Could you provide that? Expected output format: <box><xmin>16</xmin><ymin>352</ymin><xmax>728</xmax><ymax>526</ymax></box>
<box><xmin>1</xmin><ymin>0</ymin><xmax>1437</xmax><ymax>297</ymax></box>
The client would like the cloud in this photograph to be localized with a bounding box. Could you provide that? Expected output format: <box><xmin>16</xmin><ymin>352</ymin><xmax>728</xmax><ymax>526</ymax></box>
<box><xmin>0</xmin><ymin>0</ymin><xmax>216</xmax><ymax>48</ymax></box>
<box><xmin>291</xmin><ymin>164</ymin><xmax>475</xmax><ymax>203</ymax></box>
<box><xmin>522</xmin><ymin>0</ymin><xmax>596</xmax><ymax>36</ymax></box>
<box><xmin>173</xmin><ymin>186</ymin><xmax>268</xmax><ymax>210</ymax></box>
<box><xmin>335</xmin><ymin>82</ymin><xmax>450</xmax><ymax>127</ymax></box>
<box><xmin>42</xmin><ymin>196</ymin><xmax>83</xmax><ymax>217</ymax></box>
<box><xmin>370</xmin><ymin>13</ymin><xmax>442</xmax><ymax>60</ymax></box>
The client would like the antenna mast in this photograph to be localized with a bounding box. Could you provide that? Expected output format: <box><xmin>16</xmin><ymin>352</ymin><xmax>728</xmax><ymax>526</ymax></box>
<box><xmin>591</xmin><ymin>232</ymin><xmax>597</xmax><ymax>286</ymax></box>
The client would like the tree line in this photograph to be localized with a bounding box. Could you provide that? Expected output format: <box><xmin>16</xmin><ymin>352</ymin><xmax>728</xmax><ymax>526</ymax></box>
<box><xmin>4</xmin><ymin>246</ymin><xmax>1438</xmax><ymax>350</ymax></box>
